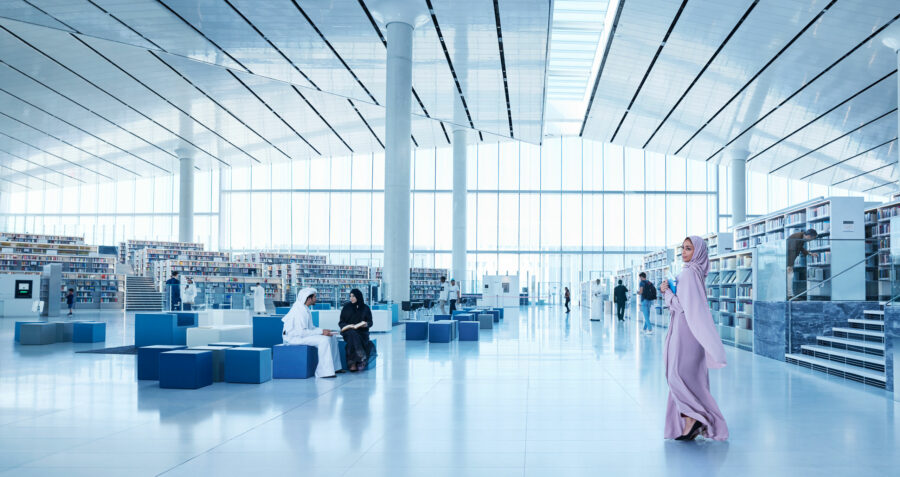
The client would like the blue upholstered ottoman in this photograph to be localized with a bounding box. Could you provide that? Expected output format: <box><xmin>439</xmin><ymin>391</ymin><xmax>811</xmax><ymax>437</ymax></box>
<box><xmin>487</xmin><ymin>310</ymin><xmax>501</xmax><ymax>322</ymax></box>
<box><xmin>405</xmin><ymin>321</ymin><xmax>428</xmax><ymax>340</ymax></box>
<box><xmin>433</xmin><ymin>314</ymin><xmax>451</xmax><ymax>321</ymax></box>
<box><xmin>225</xmin><ymin>347</ymin><xmax>272</xmax><ymax>383</ymax></box>
<box><xmin>159</xmin><ymin>349</ymin><xmax>213</xmax><ymax>389</ymax></box>
<box><xmin>253</xmin><ymin>315</ymin><xmax>284</xmax><ymax>348</ymax></box>
<box><xmin>337</xmin><ymin>339</ymin><xmax>377</xmax><ymax>371</ymax></box>
<box><xmin>135</xmin><ymin>313</ymin><xmax>196</xmax><ymax>347</ymax></box>
<box><xmin>478</xmin><ymin>314</ymin><xmax>493</xmax><ymax>329</ymax></box>
<box><xmin>429</xmin><ymin>322</ymin><xmax>452</xmax><ymax>343</ymax></box>
<box><xmin>447</xmin><ymin>319</ymin><xmax>458</xmax><ymax>340</ymax></box>
<box><xmin>14</xmin><ymin>321</ymin><xmax>41</xmax><ymax>342</ymax></box>
<box><xmin>493</xmin><ymin>308</ymin><xmax>504</xmax><ymax>320</ymax></box>
<box><xmin>73</xmin><ymin>322</ymin><xmax>105</xmax><ymax>343</ymax></box>
<box><xmin>50</xmin><ymin>321</ymin><xmax>74</xmax><ymax>341</ymax></box>
<box><xmin>137</xmin><ymin>345</ymin><xmax>186</xmax><ymax>380</ymax></box>
<box><xmin>275</xmin><ymin>307</ymin><xmax>291</xmax><ymax>315</ymax></box>
<box><xmin>190</xmin><ymin>345</ymin><xmax>231</xmax><ymax>382</ymax></box>
<box><xmin>451</xmin><ymin>310</ymin><xmax>466</xmax><ymax>318</ymax></box>
<box><xmin>273</xmin><ymin>344</ymin><xmax>317</xmax><ymax>379</ymax></box>
<box><xmin>455</xmin><ymin>313</ymin><xmax>475</xmax><ymax>322</ymax></box>
<box><xmin>208</xmin><ymin>342</ymin><xmax>251</xmax><ymax>348</ymax></box>
<box><xmin>19</xmin><ymin>323</ymin><xmax>56</xmax><ymax>345</ymax></box>
<box><xmin>459</xmin><ymin>321</ymin><xmax>479</xmax><ymax>341</ymax></box>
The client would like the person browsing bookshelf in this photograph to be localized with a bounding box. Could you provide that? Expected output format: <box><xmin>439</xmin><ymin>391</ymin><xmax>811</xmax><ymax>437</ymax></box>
<box><xmin>786</xmin><ymin>229</ymin><xmax>818</xmax><ymax>299</ymax></box>
<box><xmin>339</xmin><ymin>289</ymin><xmax>377</xmax><ymax>372</ymax></box>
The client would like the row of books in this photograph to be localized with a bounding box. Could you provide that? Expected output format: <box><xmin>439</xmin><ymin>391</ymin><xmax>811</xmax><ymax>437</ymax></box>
<box><xmin>0</xmin><ymin>232</ymin><xmax>84</xmax><ymax>244</ymax></box>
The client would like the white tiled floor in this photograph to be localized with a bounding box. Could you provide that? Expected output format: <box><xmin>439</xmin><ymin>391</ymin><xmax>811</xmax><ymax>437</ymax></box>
<box><xmin>1</xmin><ymin>306</ymin><xmax>898</xmax><ymax>476</ymax></box>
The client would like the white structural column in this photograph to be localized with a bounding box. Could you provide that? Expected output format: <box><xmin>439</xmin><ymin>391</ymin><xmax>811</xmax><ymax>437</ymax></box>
<box><xmin>452</xmin><ymin>127</ymin><xmax>467</xmax><ymax>284</ymax></box>
<box><xmin>383</xmin><ymin>21</ymin><xmax>414</xmax><ymax>304</ymax></box>
<box><xmin>729</xmin><ymin>154</ymin><xmax>747</xmax><ymax>226</ymax></box>
<box><xmin>179</xmin><ymin>155</ymin><xmax>194</xmax><ymax>243</ymax></box>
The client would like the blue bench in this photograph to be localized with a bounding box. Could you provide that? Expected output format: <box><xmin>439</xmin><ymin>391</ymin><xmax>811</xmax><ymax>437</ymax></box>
<box><xmin>159</xmin><ymin>349</ymin><xmax>213</xmax><ymax>389</ymax></box>
<box><xmin>73</xmin><ymin>322</ymin><xmax>105</xmax><ymax>343</ymax></box>
<box><xmin>49</xmin><ymin>321</ymin><xmax>74</xmax><ymax>341</ymax></box>
<box><xmin>19</xmin><ymin>323</ymin><xmax>56</xmax><ymax>345</ymax></box>
<box><xmin>252</xmin><ymin>315</ymin><xmax>284</xmax><ymax>348</ymax></box>
<box><xmin>137</xmin><ymin>345</ymin><xmax>186</xmax><ymax>380</ymax></box>
<box><xmin>225</xmin><ymin>347</ymin><xmax>272</xmax><ymax>383</ymax></box>
<box><xmin>275</xmin><ymin>307</ymin><xmax>292</xmax><ymax>315</ymax></box>
<box><xmin>455</xmin><ymin>313</ymin><xmax>476</xmax><ymax>322</ymax></box>
<box><xmin>135</xmin><ymin>313</ymin><xmax>197</xmax><ymax>347</ymax></box>
<box><xmin>338</xmin><ymin>338</ymin><xmax>377</xmax><ymax>371</ymax></box>
<box><xmin>208</xmin><ymin>342</ymin><xmax>251</xmax><ymax>348</ymax></box>
<box><xmin>312</xmin><ymin>303</ymin><xmax>332</xmax><ymax>310</ymax></box>
<box><xmin>459</xmin><ymin>321</ymin><xmax>479</xmax><ymax>341</ymax></box>
<box><xmin>493</xmin><ymin>308</ymin><xmax>505</xmax><ymax>320</ymax></box>
<box><xmin>273</xmin><ymin>344</ymin><xmax>317</xmax><ymax>379</ymax></box>
<box><xmin>405</xmin><ymin>321</ymin><xmax>428</xmax><ymax>340</ymax></box>
<box><xmin>433</xmin><ymin>314</ymin><xmax>452</xmax><ymax>321</ymax></box>
<box><xmin>14</xmin><ymin>321</ymin><xmax>41</xmax><ymax>342</ymax></box>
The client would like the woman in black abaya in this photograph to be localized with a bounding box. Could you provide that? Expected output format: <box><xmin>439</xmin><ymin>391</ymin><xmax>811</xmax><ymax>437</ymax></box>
<box><xmin>339</xmin><ymin>289</ymin><xmax>376</xmax><ymax>371</ymax></box>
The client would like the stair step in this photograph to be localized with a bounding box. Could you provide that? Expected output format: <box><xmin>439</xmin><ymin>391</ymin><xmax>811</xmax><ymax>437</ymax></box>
<box><xmin>800</xmin><ymin>345</ymin><xmax>884</xmax><ymax>365</ymax></box>
<box><xmin>832</xmin><ymin>327</ymin><xmax>883</xmax><ymax>338</ymax></box>
<box><xmin>863</xmin><ymin>309</ymin><xmax>884</xmax><ymax>316</ymax></box>
<box><xmin>847</xmin><ymin>319</ymin><xmax>884</xmax><ymax>329</ymax></box>
<box><xmin>816</xmin><ymin>336</ymin><xmax>884</xmax><ymax>352</ymax></box>
<box><xmin>785</xmin><ymin>354</ymin><xmax>886</xmax><ymax>385</ymax></box>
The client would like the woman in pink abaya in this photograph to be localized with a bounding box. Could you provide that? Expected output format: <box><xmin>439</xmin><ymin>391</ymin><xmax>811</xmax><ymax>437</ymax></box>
<box><xmin>659</xmin><ymin>236</ymin><xmax>728</xmax><ymax>441</ymax></box>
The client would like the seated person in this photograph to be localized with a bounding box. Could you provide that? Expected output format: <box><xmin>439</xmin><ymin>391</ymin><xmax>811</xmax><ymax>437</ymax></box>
<box><xmin>281</xmin><ymin>288</ymin><xmax>343</xmax><ymax>378</ymax></box>
<box><xmin>339</xmin><ymin>289</ymin><xmax>377</xmax><ymax>372</ymax></box>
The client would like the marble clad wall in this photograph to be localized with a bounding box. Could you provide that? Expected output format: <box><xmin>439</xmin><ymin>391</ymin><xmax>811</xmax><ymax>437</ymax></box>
<box><xmin>884</xmin><ymin>306</ymin><xmax>898</xmax><ymax>395</ymax></box>
<box><xmin>754</xmin><ymin>301</ymin><xmax>881</xmax><ymax>358</ymax></box>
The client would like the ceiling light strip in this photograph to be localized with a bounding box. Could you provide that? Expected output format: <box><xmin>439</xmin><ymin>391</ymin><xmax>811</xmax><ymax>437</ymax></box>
<box><xmin>579</xmin><ymin>0</ymin><xmax>625</xmax><ymax>137</ymax></box>
<box><xmin>492</xmin><ymin>0</ymin><xmax>515</xmax><ymax>139</ymax></box>
<box><xmin>156</xmin><ymin>0</ymin><xmax>250</xmax><ymax>73</ymax></box>
<box><xmin>609</xmin><ymin>0</ymin><xmax>689</xmax><ymax>143</ymax></box>
<box><xmin>85</xmin><ymin>0</ymin><xmax>164</xmax><ymax>50</ymax></box>
<box><xmin>0</xmin><ymin>154</ymin><xmax>59</xmax><ymax>186</ymax></box>
<box><xmin>803</xmin><ymin>137</ymin><xmax>897</xmax><ymax>182</ymax></box>
<box><xmin>424</xmin><ymin>0</ymin><xmax>478</xmax><ymax>132</ymax></box>
<box><xmin>0</xmin><ymin>145</ymin><xmax>82</xmax><ymax>184</ymax></box>
<box><xmin>0</xmin><ymin>129</ymin><xmax>112</xmax><ymax>180</ymax></box>
<box><xmin>674</xmin><ymin>0</ymin><xmax>839</xmax><ymax>156</ymax></box>
<box><xmin>291</xmin><ymin>86</ymin><xmax>354</xmax><ymax>153</ymax></box>
<box><xmin>347</xmin><ymin>99</ymin><xmax>385</xmax><ymax>149</ymax></box>
<box><xmin>833</xmin><ymin>153</ymin><xmax>896</xmax><ymax>187</ymax></box>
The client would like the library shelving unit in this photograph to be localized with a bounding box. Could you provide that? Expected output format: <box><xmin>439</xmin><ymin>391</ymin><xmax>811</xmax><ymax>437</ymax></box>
<box><xmin>372</xmin><ymin>267</ymin><xmax>446</xmax><ymax>302</ymax></box>
<box><xmin>233</xmin><ymin>252</ymin><xmax>327</xmax><ymax>265</ymax></box>
<box><xmin>121</xmin><ymin>240</ymin><xmax>204</xmax><ymax>266</ymax></box>
<box><xmin>294</xmin><ymin>263</ymin><xmax>373</xmax><ymax>305</ymax></box>
<box><xmin>0</xmin><ymin>240</ymin><xmax>97</xmax><ymax>256</ymax></box>
<box><xmin>0</xmin><ymin>253</ymin><xmax>115</xmax><ymax>274</ymax></box>
<box><xmin>189</xmin><ymin>276</ymin><xmax>283</xmax><ymax>306</ymax></box>
<box><xmin>865</xmin><ymin>200</ymin><xmax>900</xmax><ymax>300</ymax></box>
<box><xmin>643</xmin><ymin>249</ymin><xmax>674</xmax><ymax>328</ymax></box>
<box><xmin>134</xmin><ymin>248</ymin><xmax>231</xmax><ymax>277</ymax></box>
<box><xmin>153</xmin><ymin>260</ymin><xmax>262</xmax><ymax>291</ymax></box>
<box><xmin>59</xmin><ymin>273</ymin><xmax>125</xmax><ymax>309</ymax></box>
<box><xmin>707</xmin><ymin>250</ymin><xmax>755</xmax><ymax>350</ymax></box>
<box><xmin>732</xmin><ymin>197</ymin><xmax>865</xmax><ymax>301</ymax></box>
<box><xmin>0</xmin><ymin>232</ymin><xmax>84</xmax><ymax>245</ymax></box>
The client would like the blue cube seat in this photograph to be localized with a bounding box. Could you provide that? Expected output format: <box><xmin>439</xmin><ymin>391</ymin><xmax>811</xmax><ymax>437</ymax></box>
<box><xmin>459</xmin><ymin>321</ymin><xmax>479</xmax><ymax>341</ymax></box>
<box><xmin>73</xmin><ymin>321</ymin><xmax>105</xmax><ymax>343</ymax></box>
<box><xmin>137</xmin><ymin>345</ymin><xmax>186</xmax><ymax>380</ymax></box>
<box><xmin>225</xmin><ymin>347</ymin><xmax>272</xmax><ymax>383</ymax></box>
<box><xmin>135</xmin><ymin>313</ymin><xmax>197</xmax><ymax>347</ymax></box>
<box><xmin>337</xmin><ymin>338</ymin><xmax>377</xmax><ymax>371</ymax></box>
<box><xmin>405</xmin><ymin>321</ymin><xmax>428</xmax><ymax>340</ymax></box>
<box><xmin>455</xmin><ymin>313</ymin><xmax>476</xmax><ymax>322</ymax></box>
<box><xmin>253</xmin><ymin>315</ymin><xmax>285</xmax><ymax>348</ymax></box>
<box><xmin>433</xmin><ymin>314</ymin><xmax>451</xmax><ymax>321</ymax></box>
<box><xmin>493</xmin><ymin>308</ymin><xmax>505</xmax><ymax>320</ymax></box>
<box><xmin>275</xmin><ymin>307</ymin><xmax>292</xmax><ymax>315</ymax></box>
<box><xmin>429</xmin><ymin>322</ymin><xmax>452</xmax><ymax>343</ymax></box>
<box><xmin>50</xmin><ymin>321</ymin><xmax>74</xmax><ymax>342</ymax></box>
<box><xmin>159</xmin><ymin>349</ymin><xmax>213</xmax><ymax>389</ymax></box>
<box><xmin>447</xmin><ymin>320</ymin><xmax>458</xmax><ymax>340</ymax></box>
<box><xmin>14</xmin><ymin>321</ymin><xmax>41</xmax><ymax>343</ymax></box>
<box><xmin>478</xmin><ymin>314</ymin><xmax>493</xmax><ymax>329</ymax></box>
<box><xmin>208</xmin><ymin>342</ymin><xmax>251</xmax><ymax>348</ymax></box>
<box><xmin>273</xmin><ymin>344</ymin><xmax>318</xmax><ymax>379</ymax></box>
<box><xmin>19</xmin><ymin>323</ymin><xmax>56</xmax><ymax>345</ymax></box>
<box><xmin>190</xmin><ymin>345</ymin><xmax>231</xmax><ymax>382</ymax></box>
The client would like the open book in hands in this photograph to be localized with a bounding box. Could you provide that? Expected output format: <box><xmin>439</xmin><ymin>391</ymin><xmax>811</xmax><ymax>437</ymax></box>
<box><xmin>339</xmin><ymin>322</ymin><xmax>367</xmax><ymax>333</ymax></box>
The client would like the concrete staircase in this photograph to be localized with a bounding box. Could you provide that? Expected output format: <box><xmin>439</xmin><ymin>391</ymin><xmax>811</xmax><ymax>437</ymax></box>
<box><xmin>125</xmin><ymin>275</ymin><xmax>163</xmax><ymax>311</ymax></box>
<box><xmin>786</xmin><ymin>306</ymin><xmax>886</xmax><ymax>388</ymax></box>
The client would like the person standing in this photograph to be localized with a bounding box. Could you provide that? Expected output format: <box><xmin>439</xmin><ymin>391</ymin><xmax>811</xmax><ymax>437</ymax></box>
<box><xmin>282</xmin><ymin>288</ymin><xmax>343</xmax><ymax>378</ymax></box>
<box><xmin>613</xmin><ymin>280</ymin><xmax>628</xmax><ymax>321</ymax></box>
<box><xmin>165</xmin><ymin>271</ymin><xmax>181</xmax><ymax>311</ymax></box>
<box><xmin>66</xmin><ymin>288</ymin><xmax>75</xmax><ymax>316</ymax></box>
<box><xmin>787</xmin><ymin>229</ymin><xmax>818</xmax><ymax>299</ymax></box>
<box><xmin>448</xmin><ymin>278</ymin><xmax>461</xmax><ymax>314</ymax></box>
<box><xmin>638</xmin><ymin>272</ymin><xmax>657</xmax><ymax>334</ymax></box>
<box><xmin>251</xmin><ymin>282</ymin><xmax>266</xmax><ymax>314</ymax></box>
<box><xmin>339</xmin><ymin>289</ymin><xmax>376</xmax><ymax>372</ymax></box>
<box><xmin>659</xmin><ymin>236</ymin><xmax>728</xmax><ymax>441</ymax></box>
<box><xmin>438</xmin><ymin>276</ymin><xmax>449</xmax><ymax>314</ymax></box>
<box><xmin>564</xmin><ymin>287</ymin><xmax>571</xmax><ymax>313</ymax></box>
<box><xmin>182</xmin><ymin>278</ymin><xmax>197</xmax><ymax>311</ymax></box>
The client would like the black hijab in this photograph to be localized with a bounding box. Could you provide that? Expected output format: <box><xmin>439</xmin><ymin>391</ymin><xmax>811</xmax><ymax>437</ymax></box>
<box><xmin>349</xmin><ymin>288</ymin><xmax>365</xmax><ymax>308</ymax></box>
<box><xmin>340</xmin><ymin>288</ymin><xmax>372</xmax><ymax>328</ymax></box>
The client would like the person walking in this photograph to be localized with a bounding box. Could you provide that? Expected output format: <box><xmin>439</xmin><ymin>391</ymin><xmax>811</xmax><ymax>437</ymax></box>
<box><xmin>638</xmin><ymin>272</ymin><xmax>657</xmax><ymax>334</ymax></box>
<box><xmin>165</xmin><ymin>271</ymin><xmax>181</xmax><ymax>311</ymax></box>
<box><xmin>564</xmin><ymin>287</ymin><xmax>571</xmax><ymax>313</ymax></box>
<box><xmin>448</xmin><ymin>278</ymin><xmax>461</xmax><ymax>314</ymax></box>
<box><xmin>438</xmin><ymin>276</ymin><xmax>449</xmax><ymax>314</ymax></box>
<box><xmin>182</xmin><ymin>278</ymin><xmax>197</xmax><ymax>311</ymax></box>
<box><xmin>659</xmin><ymin>236</ymin><xmax>728</xmax><ymax>441</ymax></box>
<box><xmin>787</xmin><ymin>229</ymin><xmax>818</xmax><ymax>299</ymax></box>
<box><xmin>613</xmin><ymin>280</ymin><xmax>628</xmax><ymax>321</ymax></box>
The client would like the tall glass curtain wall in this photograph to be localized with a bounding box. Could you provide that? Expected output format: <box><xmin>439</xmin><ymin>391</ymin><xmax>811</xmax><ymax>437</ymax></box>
<box><xmin>0</xmin><ymin>137</ymin><xmax>878</xmax><ymax>295</ymax></box>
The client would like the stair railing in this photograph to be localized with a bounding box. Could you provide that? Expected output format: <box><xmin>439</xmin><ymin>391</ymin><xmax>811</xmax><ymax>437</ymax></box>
<box><xmin>785</xmin><ymin>242</ymin><xmax>880</xmax><ymax>353</ymax></box>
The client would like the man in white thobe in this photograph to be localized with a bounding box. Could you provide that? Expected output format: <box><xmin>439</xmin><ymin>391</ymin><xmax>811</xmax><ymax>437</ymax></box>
<box><xmin>281</xmin><ymin>288</ymin><xmax>342</xmax><ymax>378</ymax></box>
<box><xmin>251</xmin><ymin>283</ymin><xmax>266</xmax><ymax>314</ymax></box>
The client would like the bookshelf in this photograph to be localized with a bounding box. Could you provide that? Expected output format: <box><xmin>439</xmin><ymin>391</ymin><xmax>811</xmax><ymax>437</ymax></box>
<box><xmin>153</xmin><ymin>260</ymin><xmax>262</xmax><ymax>289</ymax></box>
<box><xmin>188</xmin><ymin>276</ymin><xmax>283</xmax><ymax>307</ymax></box>
<box><xmin>121</xmin><ymin>239</ymin><xmax>204</xmax><ymax>266</ymax></box>
<box><xmin>59</xmin><ymin>273</ymin><xmax>125</xmax><ymax>309</ymax></box>
<box><xmin>134</xmin><ymin>248</ymin><xmax>230</xmax><ymax>277</ymax></box>
<box><xmin>0</xmin><ymin>253</ymin><xmax>115</xmax><ymax>274</ymax></box>
<box><xmin>0</xmin><ymin>232</ymin><xmax>84</xmax><ymax>245</ymax></box>
<box><xmin>0</xmin><ymin>240</ymin><xmax>97</xmax><ymax>256</ymax></box>
<box><xmin>865</xmin><ymin>200</ymin><xmax>900</xmax><ymax>300</ymax></box>
<box><xmin>372</xmin><ymin>267</ymin><xmax>446</xmax><ymax>301</ymax></box>
<box><xmin>732</xmin><ymin>196</ymin><xmax>865</xmax><ymax>301</ymax></box>
<box><xmin>233</xmin><ymin>252</ymin><xmax>327</xmax><ymax>265</ymax></box>
<box><xmin>292</xmin><ymin>263</ymin><xmax>373</xmax><ymax>305</ymax></box>
<box><xmin>707</xmin><ymin>250</ymin><xmax>755</xmax><ymax>350</ymax></box>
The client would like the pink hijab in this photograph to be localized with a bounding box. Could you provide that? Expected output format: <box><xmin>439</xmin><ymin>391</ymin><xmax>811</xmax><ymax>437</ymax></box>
<box><xmin>677</xmin><ymin>236</ymin><xmax>727</xmax><ymax>369</ymax></box>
